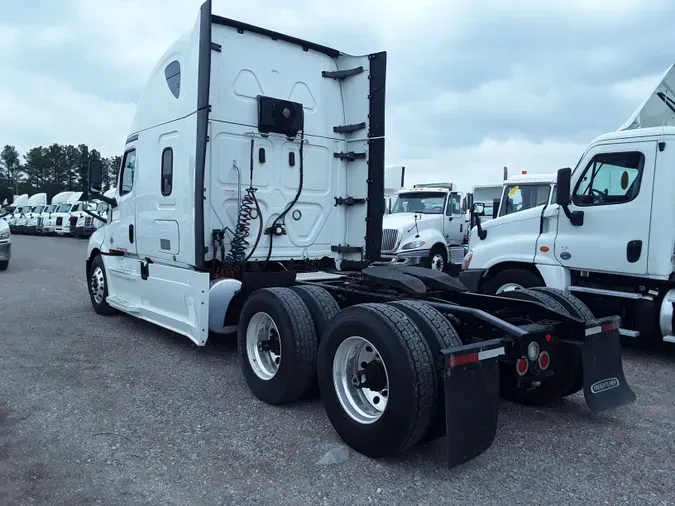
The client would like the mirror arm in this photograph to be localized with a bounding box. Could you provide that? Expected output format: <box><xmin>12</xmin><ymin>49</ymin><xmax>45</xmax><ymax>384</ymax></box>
<box><xmin>83</xmin><ymin>209</ymin><xmax>107</xmax><ymax>224</ymax></box>
<box><xmin>560</xmin><ymin>204</ymin><xmax>584</xmax><ymax>226</ymax></box>
<box><xmin>90</xmin><ymin>188</ymin><xmax>118</xmax><ymax>209</ymax></box>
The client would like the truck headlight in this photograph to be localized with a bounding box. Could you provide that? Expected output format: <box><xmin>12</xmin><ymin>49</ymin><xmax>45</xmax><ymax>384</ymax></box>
<box><xmin>462</xmin><ymin>250</ymin><xmax>473</xmax><ymax>270</ymax></box>
<box><xmin>0</xmin><ymin>230</ymin><xmax>9</xmax><ymax>240</ymax></box>
<box><xmin>401</xmin><ymin>240</ymin><xmax>425</xmax><ymax>250</ymax></box>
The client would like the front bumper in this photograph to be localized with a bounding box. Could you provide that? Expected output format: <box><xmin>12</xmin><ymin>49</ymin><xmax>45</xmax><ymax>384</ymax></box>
<box><xmin>380</xmin><ymin>248</ymin><xmax>431</xmax><ymax>267</ymax></box>
<box><xmin>0</xmin><ymin>241</ymin><xmax>11</xmax><ymax>261</ymax></box>
<box><xmin>458</xmin><ymin>268</ymin><xmax>487</xmax><ymax>293</ymax></box>
<box><xmin>72</xmin><ymin>226</ymin><xmax>87</xmax><ymax>237</ymax></box>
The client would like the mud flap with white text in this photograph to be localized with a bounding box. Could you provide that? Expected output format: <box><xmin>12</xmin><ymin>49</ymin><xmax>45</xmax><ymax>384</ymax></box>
<box><xmin>443</xmin><ymin>338</ymin><xmax>505</xmax><ymax>468</ymax></box>
<box><xmin>580</xmin><ymin>317</ymin><xmax>636</xmax><ymax>413</ymax></box>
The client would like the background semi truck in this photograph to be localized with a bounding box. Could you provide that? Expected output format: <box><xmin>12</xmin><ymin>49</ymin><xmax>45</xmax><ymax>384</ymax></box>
<box><xmin>84</xmin><ymin>0</ymin><xmax>635</xmax><ymax>468</ymax></box>
<box><xmin>461</xmin><ymin>64</ymin><xmax>675</xmax><ymax>344</ymax></box>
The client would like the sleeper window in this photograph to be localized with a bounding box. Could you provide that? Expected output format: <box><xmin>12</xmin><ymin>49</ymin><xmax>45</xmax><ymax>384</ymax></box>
<box><xmin>161</xmin><ymin>148</ymin><xmax>173</xmax><ymax>196</ymax></box>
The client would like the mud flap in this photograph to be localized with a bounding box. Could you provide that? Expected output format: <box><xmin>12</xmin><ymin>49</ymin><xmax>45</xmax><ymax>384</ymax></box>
<box><xmin>442</xmin><ymin>338</ymin><xmax>505</xmax><ymax>468</ymax></box>
<box><xmin>580</xmin><ymin>316</ymin><xmax>636</xmax><ymax>413</ymax></box>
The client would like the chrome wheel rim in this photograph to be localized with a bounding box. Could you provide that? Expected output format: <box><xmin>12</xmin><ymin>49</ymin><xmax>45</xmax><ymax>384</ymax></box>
<box><xmin>333</xmin><ymin>336</ymin><xmax>389</xmax><ymax>424</ymax></box>
<box><xmin>431</xmin><ymin>253</ymin><xmax>444</xmax><ymax>271</ymax></box>
<box><xmin>496</xmin><ymin>282</ymin><xmax>523</xmax><ymax>294</ymax></box>
<box><xmin>246</xmin><ymin>312</ymin><xmax>281</xmax><ymax>380</ymax></box>
<box><xmin>90</xmin><ymin>266</ymin><xmax>105</xmax><ymax>304</ymax></box>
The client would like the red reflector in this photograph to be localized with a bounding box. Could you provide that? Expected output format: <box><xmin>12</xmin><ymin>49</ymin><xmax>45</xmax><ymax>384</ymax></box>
<box><xmin>545</xmin><ymin>334</ymin><xmax>552</xmax><ymax>342</ymax></box>
<box><xmin>516</xmin><ymin>358</ymin><xmax>528</xmax><ymax>376</ymax></box>
<box><xmin>538</xmin><ymin>351</ymin><xmax>550</xmax><ymax>370</ymax></box>
<box><xmin>449</xmin><ymin>352</ymin><xmax>478</xmax><ymax>368</ymax></box>
<box><xmin>601</xmin><ymin>320</ymin><xmax>620</xmax><ymax>333</ymax></box>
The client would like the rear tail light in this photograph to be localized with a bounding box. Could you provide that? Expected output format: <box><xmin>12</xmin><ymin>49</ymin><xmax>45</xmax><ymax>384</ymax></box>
<box><xmin>516</xmin><ymin>358</ymin><xmax>528</xmax><ymax>376</ymax></box>
<box><xmin>538</xmin><ymin>351</ymin><xmax>550</xmax><ymax>370</ymax></box>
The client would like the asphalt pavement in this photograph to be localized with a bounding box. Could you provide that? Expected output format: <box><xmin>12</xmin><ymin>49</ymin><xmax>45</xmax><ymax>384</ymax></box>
<box><xmin>1</xmin><ymin>235</ymin><xmax>675</xmax><ymax>505</ymax></box>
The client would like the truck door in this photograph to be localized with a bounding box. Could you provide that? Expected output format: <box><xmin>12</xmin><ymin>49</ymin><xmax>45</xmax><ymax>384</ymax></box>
<box><xmin>108</xmin><ymin>148</ymin><xmax>138</xmax><ymax>255</ymax></box>
<box><xmin>444</xmin><ymin>192</ymin><xmax>464</xmax><ymax>245</ymax></box>
<box><xmin>554</xmin><ymin>141</ymin><xmax>656</xmax><ymax>276</ymax></box>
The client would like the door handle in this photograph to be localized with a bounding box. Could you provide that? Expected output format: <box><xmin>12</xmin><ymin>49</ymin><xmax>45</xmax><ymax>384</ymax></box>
<box><xmin>626</xmin><ymin>240</ymin><xmax>642</xmax><ymax>263</ymax></box>
<box><xmin>129</xmin><ymin>224</ymin><xmax>134</xmax><ymax>244</ymax></box>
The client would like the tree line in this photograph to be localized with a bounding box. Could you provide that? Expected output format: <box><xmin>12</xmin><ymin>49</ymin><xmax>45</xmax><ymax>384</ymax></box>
<box><xmin>0</xmin><ymin>144</ymin><xmax>121</xmax><ymax>205</ymax></box>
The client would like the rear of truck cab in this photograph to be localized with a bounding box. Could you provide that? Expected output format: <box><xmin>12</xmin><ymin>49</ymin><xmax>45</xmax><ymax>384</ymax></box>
<box><xmin>86</xmin><ymin>0</ymin><xmax>385</xmax><ymax>346</ymax></box>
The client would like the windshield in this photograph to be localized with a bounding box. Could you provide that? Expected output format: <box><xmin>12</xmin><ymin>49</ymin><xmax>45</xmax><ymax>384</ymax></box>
<box><xmin>391</xmin><ymin>192</ymin><xmax>447</xmax><ymax>214</ymax></box>
<box><xmin>34</xmin><ymin>205</ymin><xmax>45</xmax><ymax>213</ymax></box>
<box><xmin>44</xmin><ymin>205</ymin><xmax>55</xmax><ymax>213</ymax></box>
<box><xmin>60</xmin><ymin>204</ymin><xmax>72</xmax><ymax>213</ymax></box>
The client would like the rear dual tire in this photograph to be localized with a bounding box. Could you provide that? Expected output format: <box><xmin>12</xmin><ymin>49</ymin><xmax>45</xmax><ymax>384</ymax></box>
<box><xmin>239</xmin><ymin>289</ymin><xmax>456</xmax><ymax>458</ymax></box>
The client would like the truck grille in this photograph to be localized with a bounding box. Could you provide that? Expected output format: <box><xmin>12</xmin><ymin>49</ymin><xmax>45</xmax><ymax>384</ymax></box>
<box><xmin>69</xmin><ymin>216</ymin><xmax>78</xmax><ymax>227</ymax></box>
<box><xmin>380</xmin><ymin>229</ymin><xmax>400</xmax><ymax>252</ymax></box>
<box><xmin>37</xmin><ymin>217</ymin><xmax>43</xmax><ymax>227</ymax></box>
<box><xmin>85</xmin><ymin>217</ymin><xmax>92</xmax><ymax>227</ymax></box>
<box><xmin>56</xmin><ymin>217</ymin><xmax>63</xmax><ymax>226</ymax></box>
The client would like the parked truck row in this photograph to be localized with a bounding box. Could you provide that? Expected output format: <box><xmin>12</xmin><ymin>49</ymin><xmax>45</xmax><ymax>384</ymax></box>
<box><xmin>82</xmin><ymin>0</ymin><xmax>636</xmax><ymax>469</ymax></box>
<box><xmin>0</xmin><ymin>188</ymin><xmax>115</xmax><ymax>239</ymax></box>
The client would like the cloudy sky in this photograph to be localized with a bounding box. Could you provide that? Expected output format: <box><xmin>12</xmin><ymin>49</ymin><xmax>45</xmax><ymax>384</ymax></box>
<box><xmin>1</xmin><ymin>0</ymin><xmax>672</xmax><ymax>192</ymax></box>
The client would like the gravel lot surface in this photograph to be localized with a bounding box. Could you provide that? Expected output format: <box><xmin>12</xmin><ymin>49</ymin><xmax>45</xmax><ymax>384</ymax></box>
<box><xmin>1</xmin><ymin>235</ymin><xmax>675</xmax><ymax>505</ymax></box>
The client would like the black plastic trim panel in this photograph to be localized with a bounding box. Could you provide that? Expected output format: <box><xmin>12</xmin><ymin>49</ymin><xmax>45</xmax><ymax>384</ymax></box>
<box><xmin>364</xmin><ymin>51</ymin><xmax>387</xmax><ymax>262</ymax></box>
<box><xmin>194</xmin><ymin>0</ymin><xmax>212</xmax><ymax>270</ymax></box>
<box><xmin>212</xmin><ymin>15</ymin><xmax>340</xmax><ymax>59</ymax></box>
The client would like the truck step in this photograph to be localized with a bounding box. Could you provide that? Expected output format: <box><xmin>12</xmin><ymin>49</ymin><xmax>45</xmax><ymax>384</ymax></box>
<box><xmin>619</xmin><ymin>329</ymin><xmax>640</xmax><ymax>338</ymax></box>
<box><xmin>663</xmin><ymin>335</ymin><xmax>675</xmax><ymax>344</ymax></box>
<box><xmin>107</xmin><ymin>296</ymin><xmax>140</xmax><ymax>313</ymax></box>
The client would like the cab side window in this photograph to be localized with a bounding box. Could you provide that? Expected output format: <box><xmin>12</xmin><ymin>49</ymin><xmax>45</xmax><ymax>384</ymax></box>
<box><xmin>119</xmin><ymin>150</ymin><xmax>137</xmax><ymax>197</ymax></box>
<box><xmin>573</xmin><ymin>151</ymin><xmax>644</xmax><ymax>206</ymax></box>
<box><xmin>499</xmin><ymin>184</ymin><xmax>551</xmax><ymax>217</ymax></box>
<box><xmin>445</xmin><ymin>194</ymin><xmax>461</xmax><ymax>216</ymax></box>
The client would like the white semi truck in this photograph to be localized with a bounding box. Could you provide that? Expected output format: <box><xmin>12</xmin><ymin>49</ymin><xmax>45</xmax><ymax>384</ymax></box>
<box><xmin>461</xmin><ymin>63</ymin><xmax>675</xmax><ymax>344</ymax></box>
<box><xmin>38</xmin><ymin>191</ymin><xmax>76</xmax><ymax>235</ymax></box>
<box><xmin>381</xmin><ymin>183</ymin><xmax>466</xmax><ymax>272</ymax></box>
<box><xmin>84</xmin><ymin>0</ymin><xmax>634</xmax><ymax>468</ymax></box>
<box><xmin>52</xmin><ymin>192</ymin><xmax>84</xmax><ymax>236</ymax></box>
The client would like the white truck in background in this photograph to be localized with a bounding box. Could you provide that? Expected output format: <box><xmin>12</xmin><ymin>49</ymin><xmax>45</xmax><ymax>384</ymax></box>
<box><xmin>23</xmin><ymin>193</ymin><xmax>49</xmax><ymax>234</ymax></box>
<box><xmin>38</xmin><ymin>191</ymin><xmax>76</xmax><ymax>235</ymax></box>
<box><xmin>82</xmin><ymin>0</ymin><xmax>635</xmax><ymax>469</ymax></box>
<box><xmin>461</xmin><ymin>63</ymin><xmax>675</xmax><ymax>344</ymax></box>
<box><xmin>380</xmin><ymin>183</ymin><xmax>466</xmax><ymax>272</ymax></box>
<box><xmin>52</xmin><ymin>192</ymin><xmax>84</xmax><ymax>236</ymax></box>
<box><xmin>12</xmin><ymin>194</ymin><xmax>47</xmax><ymax>234</ymax></box>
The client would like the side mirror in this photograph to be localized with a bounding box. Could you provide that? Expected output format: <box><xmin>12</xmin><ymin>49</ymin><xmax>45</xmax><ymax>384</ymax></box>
<box><xmin>492</xmin><ymin>198</ymin><xmax>500</xmax><ymax>219</ymax></box>
<box><xmin>89</xmin><ymin>159</ymin><xmax>104</xmax><ymax>193</ymax></box>
<box><xmin>471</xmin><ymin>202</ymin><xmax>485</xmax><ymax>215</ymax></box>
<box><xmin>555</xmin><ymin>167</ymin><xmax>572</xmax><ymax>207</ymax></box>
<box><xmin>86</xmin><ymin>202</ymin><xmax>97</xmax><ymax>212</ymax></box>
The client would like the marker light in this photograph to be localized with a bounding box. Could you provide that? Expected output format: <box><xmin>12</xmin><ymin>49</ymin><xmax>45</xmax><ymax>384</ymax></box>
<box><xmin>516</xmin><ymin>358</ymin><xmax>528</xmax><ymax>376</ymax></box>
<box><xmin>527</xmin><ymin>341</ymin><xmax>540</xmax><ymax>361</ymax></box>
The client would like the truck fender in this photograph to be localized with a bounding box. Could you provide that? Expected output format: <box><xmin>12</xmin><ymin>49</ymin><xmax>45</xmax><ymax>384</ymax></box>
<box><xmin>209</xmin><ymin>277</ymin><xmax>242</xmax><ymax>334</ymax></box>
<box><xmin>534</xmin><ymin>264</ymin><xmax>571</xmax><ymax>290</ymax></box>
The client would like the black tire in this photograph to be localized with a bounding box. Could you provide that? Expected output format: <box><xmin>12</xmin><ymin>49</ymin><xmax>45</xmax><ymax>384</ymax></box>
<box><xmin>0</xmin><ymin>260</ymin><xmax>8</xmax><ymax>271</ymax></box>
<box><xmin>290</xmin><ymin>285</ymin><xmax>341</xmax><ymax>398</ymax></box>
<box><xmin>290</xmin><ymin>285</ymin><xmax>340</xmax><ymax>341</ymax></box>
<box><xmin>529</xmin><ymin>287</ymin><xmax>597</xmax><ymax>396</ymax></box>
<box><xmin>498</xmin><ymin>288</ymin><xmax>580</xmax><ymax>406</ymax></box>
<box><xmin>317</xmin><ymin>303</ymin><xmax>437</xmax><ymax>458</ymax></box>
<box><xmin>88</xmin><ymin>255</ymin><xmax>117</xmax><ymax>315</ymax></box>
<box><xmin>428</xmin><ymin>245</ymin><xmax>447</xmax><ymax>272</ymax></box>
<box><xmin>388</xmin><ymin>300</ymin><xmax>462</xmax><ymax>443</ymax></box>
<box><xmin>238</xmin><ymin>287</ymin><xmax>317</xmax><ymax>405</ymax></box>
<box><xmin>483</xmin><ymin>268</ymin><xmax>543</xmax><ymax>295</ymax></box>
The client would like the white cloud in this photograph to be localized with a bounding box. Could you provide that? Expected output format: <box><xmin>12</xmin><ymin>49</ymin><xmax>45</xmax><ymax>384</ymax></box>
<box><xmin>0</xmin><ymin>69</ymin><xmax>135</xmax><ymax>156</ymax></box>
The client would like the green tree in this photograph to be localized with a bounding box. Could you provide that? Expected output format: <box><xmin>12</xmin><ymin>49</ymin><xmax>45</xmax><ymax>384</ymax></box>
<box><xmin>23</xmin><ymin>147</ymin><xmax>49</xmax><ymax>187</ymax></box>
<box><xmin>1</xmin><ymin>145</ymin><xmax>22</xmax><ymax>190</ymax></box>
